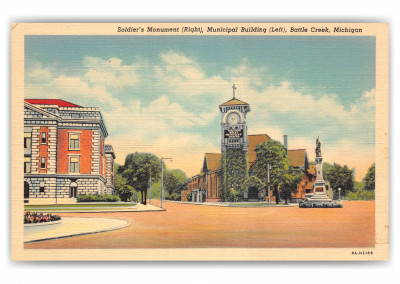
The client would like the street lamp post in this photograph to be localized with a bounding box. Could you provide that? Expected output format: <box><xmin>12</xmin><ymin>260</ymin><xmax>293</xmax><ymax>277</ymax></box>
<box><xmin>161</xmin><ymin>157</ymin><xmax>172</xmax><ymax>209</ymax></box>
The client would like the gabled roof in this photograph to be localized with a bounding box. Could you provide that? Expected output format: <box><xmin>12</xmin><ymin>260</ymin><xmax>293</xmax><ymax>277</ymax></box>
<box><xmin>288</xmin><ymin>149</ymin><xmax>307</xmax><ymax>168</ymax></box>
<box><xmin>24</xmin><ymin>99</ymin><xmax>82</xmax><ymax>107</ymax></box>
<box><xmin>219</xmin><ymin>98</ymin><xmax>249</xmax><ymax>106</ymax></box>
<box><xmin>248</xmin><ymin>134</ymin><xmax>271</xmax><ymax>166</ymax></box>
<box><xmin>203</xmin><ymin>153</ymin><xmax>222</xmax><ymax>172</ymax></box>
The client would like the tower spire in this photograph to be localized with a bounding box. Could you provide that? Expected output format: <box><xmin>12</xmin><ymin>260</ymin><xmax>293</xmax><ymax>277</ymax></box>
<box><xmin>232</xmin><ymin>84</ymin><xmax>237</xmax><ymax>99</ymax></box>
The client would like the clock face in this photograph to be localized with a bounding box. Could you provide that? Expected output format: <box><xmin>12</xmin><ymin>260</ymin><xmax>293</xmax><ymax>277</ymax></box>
<box><xmin>227</xmin><ymin>113</ymin><xmax>240</xmax><ymax>124</ymax></box>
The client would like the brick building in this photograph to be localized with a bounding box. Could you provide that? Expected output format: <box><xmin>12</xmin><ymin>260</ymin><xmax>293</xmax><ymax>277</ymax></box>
<box><xmin>183</xmin><ymin>135</ymin><xmax>316</xmax><ymax>203</ymax></box>
<box><xmin>182</xmin><ymin>86</ymin><xmax>315</xmax><ymax>203</ymax></box>
<box><xmin>23</xmin><ymin>99</ymin><xmax>115</xmax><ymax>204</ymax></box>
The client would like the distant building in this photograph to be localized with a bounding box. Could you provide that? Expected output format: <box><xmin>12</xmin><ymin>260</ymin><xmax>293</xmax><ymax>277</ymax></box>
<box><xmin>23</xmin><ymin>99</ymin><xmax>115</xmax><ymax>204</ymax></box>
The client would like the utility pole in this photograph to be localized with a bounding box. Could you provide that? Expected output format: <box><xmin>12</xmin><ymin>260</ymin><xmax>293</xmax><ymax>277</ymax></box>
<box><xmin>161</xmin><ymin>159</ymin><xmax>164</xmax><ymax>208</ymax></box>
<box><xmin>149</xmin><ymin>169</ymin><xmax>152</xmax><ymax>205</ymax></box>
<box><xmin>267</xmin><ymin>164</ymin><xmax>271</xmax><ymax>203</ymax></box>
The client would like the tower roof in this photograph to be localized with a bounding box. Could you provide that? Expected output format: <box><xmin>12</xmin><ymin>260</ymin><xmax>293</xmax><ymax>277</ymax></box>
<box><xmin>219</xmin><ymin>98</ymin><xmax>249</xmax><ymax>107</ymax></box>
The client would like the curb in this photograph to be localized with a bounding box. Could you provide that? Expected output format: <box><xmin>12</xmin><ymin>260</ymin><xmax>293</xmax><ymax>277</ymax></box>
<box><xmin>24</xmin><ymin>217</ymin><xmax>130</xmax><ymax>244</ymax></box>
<box><xmin>163</xmin><ymin>200</ymin><xmax>296</xmax><ymax>208</ymax></box>
<box><xmin>24</xmin><ymin>220</ymin><xmax>63</xmax><ymax>227</ymax></box>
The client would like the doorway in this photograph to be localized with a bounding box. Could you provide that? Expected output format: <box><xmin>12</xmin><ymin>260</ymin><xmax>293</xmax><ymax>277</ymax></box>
<box><xmin>24</xmin><ymin>182</ymin><xmax>29</xmax><ymax>198</ymax></box>
<box><xmin>248</xmin><ymin>186</ymin><xmax>259</xmax><ymax>201</ymax></box>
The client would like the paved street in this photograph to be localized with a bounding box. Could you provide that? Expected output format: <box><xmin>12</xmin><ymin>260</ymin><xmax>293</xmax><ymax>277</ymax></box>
<box><xmin>25</xmin><ymin>200</ymin><xmax>375</xmax><ymax>249</ymax></box>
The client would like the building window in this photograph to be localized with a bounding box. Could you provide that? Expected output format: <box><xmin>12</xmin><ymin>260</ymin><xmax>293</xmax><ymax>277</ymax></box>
<box><xmin>24</xmin><ymin>157</ymin><xmax>31</xmax><ymax>173</ymax></box>
<box><xmin>40</xmin><ymin>157</ymin><xmax>46</xmax><ymax>169</ymax></box>
<box><xmin>24</xmin><ymin>133</ymin><xmax>31</xmax><ymax>149</ymax></box>
<box><xmin>69</xmin><ymin>156</ymin><xmax>80</xmax><ymax>173</ymax></box>
<box><xmin>41</xmin><ymin>132</ymin><xmax>47</xmax><ymax>143</ymax></box>
<box><xmin>39</xmin><ymin>181</ymin><xmax>45</xmax><ymax>193</ymax></box>
<box><xmin>69</xmin><ymin>133</ymin><xmax>80</xmax><ymax>150</ymax></box>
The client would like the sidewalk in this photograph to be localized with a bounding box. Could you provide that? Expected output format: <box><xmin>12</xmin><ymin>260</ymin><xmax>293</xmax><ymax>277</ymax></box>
<box><xmin>24</xmin><ymin>217</ymin><xmax>129</xmax><ymax>243</ymax></box>
<box><xmin>24</xmin><ymin>203</ymin><xmax>165</xmax><ymax>213</ymax></box>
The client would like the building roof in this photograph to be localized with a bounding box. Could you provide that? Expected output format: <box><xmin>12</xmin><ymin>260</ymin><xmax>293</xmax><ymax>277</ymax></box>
<box><xmin>203</xmin><ymin>153</ymin><xmax>222</xmax><ymax>172</ymax></box>
<box><xmin>248</xmin><ymin>134</ymin><xmax>271</xmax><ymax>166</ymax></box>
<box><xmin>219</xmin><ymin>98</ymin><xmax>249</xmax><ymax>106</ymax></box>
<box><xmin>288</xmin><ymin>149</ymin><xmax>307</xmax><ymax>168</ymax></box>
<box><xmin>24</xmin><ymin>99</ymin><xmax>82</xmax><ymax>107</ymax></box>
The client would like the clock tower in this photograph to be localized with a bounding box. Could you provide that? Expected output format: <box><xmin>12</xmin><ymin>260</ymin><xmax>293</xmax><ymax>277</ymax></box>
<box><xmin>219</xmin><ymin>84</ymin><xmax>251</xmax><ymax>153</ymax></box>
<box><xmin>219</xmin><ymin>84</ymin><xmax>251</xmax><ymax>201</ymax></box>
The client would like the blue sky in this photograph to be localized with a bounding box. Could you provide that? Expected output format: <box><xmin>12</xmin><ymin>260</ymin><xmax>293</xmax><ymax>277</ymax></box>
<box><xmin>24</xmin><ymin>35</ymin><xmax>376</xmax><ymax>180</ymax></box>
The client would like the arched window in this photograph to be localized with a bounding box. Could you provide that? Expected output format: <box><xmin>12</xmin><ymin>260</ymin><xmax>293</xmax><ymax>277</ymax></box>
<box><xmin>70</xmin><ymin>182</ymin><xmax>78</xmax><ymax>198</ymax></box>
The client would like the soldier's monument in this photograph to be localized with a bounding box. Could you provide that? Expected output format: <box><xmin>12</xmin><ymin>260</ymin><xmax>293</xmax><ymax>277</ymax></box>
<box><xmin>300</xmin><ymin>137</ymin><xmax>343</xmax><ymax>208</ymax></box>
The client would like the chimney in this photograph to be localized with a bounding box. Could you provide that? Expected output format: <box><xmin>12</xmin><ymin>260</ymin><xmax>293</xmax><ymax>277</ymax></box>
<box><xmin>283</xmin><ymin>135</ymin><xmax>288</xmax><ymax>153</ymax></box>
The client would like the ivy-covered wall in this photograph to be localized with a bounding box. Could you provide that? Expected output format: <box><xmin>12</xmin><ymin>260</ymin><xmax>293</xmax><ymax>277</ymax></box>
<box><xmin>219</xmin><ymin>149</ymin><xmax>248</xmax><ymax>201</ymax></box>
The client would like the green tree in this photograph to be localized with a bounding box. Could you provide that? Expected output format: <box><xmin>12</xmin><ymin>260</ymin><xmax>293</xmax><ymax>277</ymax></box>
<box><xmin>164</xmin><ymin>169</ymin><xmax>190</xmax><ymax>195</ymax></box>
<box><xmin>280</xmin><ymin>167</ymin><xmax>303</xmax><ymax>204</ymax></box>
<box><xmin>114</xmin><ymin>164</ymin><xmax>131</xmax><ymax>201</ymax></box>
<box><xmin>323</xmin><ymin>162</ymin><xmax>354</xmax><ymax>199</ymax></box>
<box><xmin>363</xmin><ymin>163</ymin><xmax>375</xmax><ymax>191</ymax></box>
<box><xmin>119</xmin><ymin>152</ymin><xmax>162</xmax><ymax>205</ymax></box>
<box><xmin>354</xmin><ymin>180</ymin><xmax>365</xmax><ymax>192</ymax></box>
<box><xmin>243</xmin><ymin>176</ymin><xmax>266</xmax><ymax>191</ymax></box>
<box><xmin>253</xmin><ymin>140</ymin><xmax>291</xmax><ymax>204</ymax></box>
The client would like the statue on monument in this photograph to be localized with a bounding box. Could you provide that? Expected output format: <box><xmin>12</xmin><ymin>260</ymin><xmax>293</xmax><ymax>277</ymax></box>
<box><xmin>315</xmin><ymin>136</ymin><xmax>322</xmax><ymax>157</ymax></box>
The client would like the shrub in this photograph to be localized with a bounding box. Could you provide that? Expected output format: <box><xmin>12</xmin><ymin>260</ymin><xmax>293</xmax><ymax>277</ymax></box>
<box><xmin>115</xmin><ymin>185</ymin><xmax>135</xmax><ymax>202</ymax></box>
<box><xmin>186</xmin><ymin>191</ymin><xmax>192</xmax><ymax>202</ymax></box>
<box><xmin>346</xmin><ymin>189</ymin><xmax>375</xmax><ymax>201</ymax></box>
<box><xmin>77</xmin><ymin>194</ymin><xmax>121</xmax><ymax>202</ymax></box>
<box><xmin>24</xmin><ymin>212</ymin><xmax>61</xmax><ymax>224</ymax></box>
<box><xmin>227</xmin><ymin>189</ymin><xmax>242</xmax><ymax>202</ymax></box>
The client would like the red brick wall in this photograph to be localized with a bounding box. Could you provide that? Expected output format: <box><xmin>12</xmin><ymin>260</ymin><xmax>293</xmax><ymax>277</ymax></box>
<box><xmin>206</xmin><ymin>172</ymin><xmax>219</xmax><ymax>199</ymax></box>
<box><xmin>37</xmin><ymin>127</ymin><xmax>50</xmax><ymax>173</ymax></box>
<box><xmin>57</xmin><ymin>129</ymin><xmax>93</xmax><ymax>174</ymax></box>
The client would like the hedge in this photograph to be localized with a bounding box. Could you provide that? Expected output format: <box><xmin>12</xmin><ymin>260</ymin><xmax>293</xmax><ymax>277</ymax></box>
<box><xmin>77</xmin><ymin>194</ymin><xmax>121</xmax><ymax>202</ymax></box>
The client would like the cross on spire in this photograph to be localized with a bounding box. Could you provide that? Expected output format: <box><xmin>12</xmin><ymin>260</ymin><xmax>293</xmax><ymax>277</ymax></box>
<box><xmin>232</xmin><ymin>84</ymin><xmax>237</xmax><ymax>99</ymax></box>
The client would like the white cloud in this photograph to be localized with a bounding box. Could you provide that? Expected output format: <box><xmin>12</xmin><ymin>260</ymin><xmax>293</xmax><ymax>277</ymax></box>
<box><xmin>26</xmin><ymin>61</ymin><xmax>52</xmax><ymax>81</ymax></box>
<box><xmin>156</xmin><ymin>51</ymin><xmax>229</xmax><ymax>96</ymax></box>
<box><xmin>83</xmin><ymin>56</ymin><xmax>139</xmax><ymax>87</ymax></box>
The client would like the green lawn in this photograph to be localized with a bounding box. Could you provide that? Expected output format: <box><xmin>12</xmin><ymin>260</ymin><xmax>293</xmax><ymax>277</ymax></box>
<box><xmin>25</xmin><ymin>203</ymin><xmax>136</xmax><ymax>210</ymax></box>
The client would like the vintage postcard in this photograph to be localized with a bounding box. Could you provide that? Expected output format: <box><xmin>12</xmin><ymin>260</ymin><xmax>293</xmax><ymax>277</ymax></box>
<box><xmin>11</xmin><ymin>23</ymin><xmax>389</xmax><ymax>261</ymax></box>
